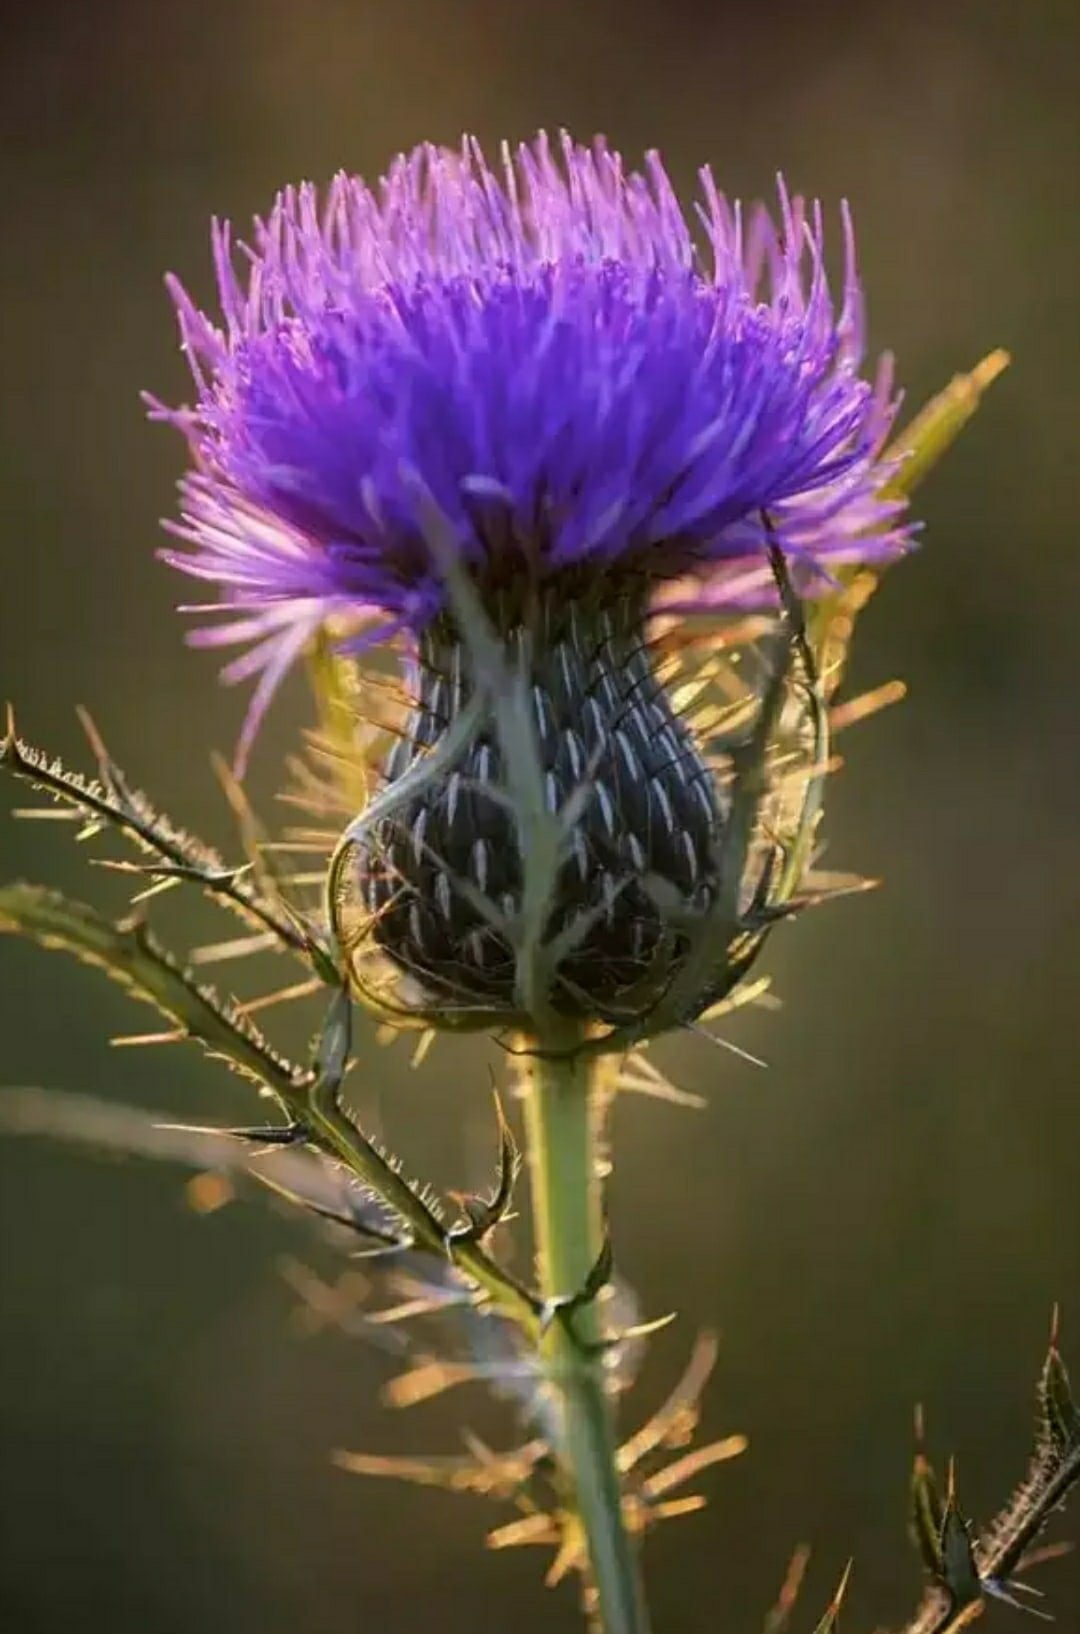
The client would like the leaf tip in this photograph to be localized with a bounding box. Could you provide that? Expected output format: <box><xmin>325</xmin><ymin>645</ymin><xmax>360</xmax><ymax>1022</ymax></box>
<box><xmin>972</xmin><ymin>348</ymin><xmax>1011</xmax><ymax>392</ymax></box>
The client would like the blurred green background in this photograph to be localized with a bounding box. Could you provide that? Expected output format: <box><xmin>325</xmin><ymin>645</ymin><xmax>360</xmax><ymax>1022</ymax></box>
<box><xmin>1</xmin><ymin>1</ymin><xmax>1078</xmax><ymax>1629</ymax></box>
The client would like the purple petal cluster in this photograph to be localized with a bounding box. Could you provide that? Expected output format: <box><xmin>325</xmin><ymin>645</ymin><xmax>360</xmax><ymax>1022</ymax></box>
<box><xmin>151</xmin><ymin>133</ymin><xmax>909</xmax><ymax>760</ymax></box>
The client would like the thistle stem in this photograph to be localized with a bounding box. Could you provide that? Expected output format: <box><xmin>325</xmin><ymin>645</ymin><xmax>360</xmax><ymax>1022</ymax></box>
<box><xmin>521</xmin><ymin>1032</ymin><xmax>652</xmax><ymax>1634</ymax></box>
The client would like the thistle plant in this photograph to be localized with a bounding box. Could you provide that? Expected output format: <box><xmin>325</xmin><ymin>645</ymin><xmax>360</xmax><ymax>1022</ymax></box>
<box><xmin>2</xmin><ymin>134</ymin><xmax>1066</xmax><ymax>1634</ymax></box>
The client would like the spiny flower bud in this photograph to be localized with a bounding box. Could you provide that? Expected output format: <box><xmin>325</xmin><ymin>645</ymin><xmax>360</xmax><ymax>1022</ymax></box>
<box><xmin>355</xmin><ymin>587</ymin><xmax>719</xmax><ymax>1017</ymax></box>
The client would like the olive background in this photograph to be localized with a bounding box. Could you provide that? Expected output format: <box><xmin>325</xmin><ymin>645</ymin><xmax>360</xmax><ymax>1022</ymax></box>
<box><xmin>1</xmin><ymin>2</ymin><xmax>1078</xmax><ymax>1630</ymax></box>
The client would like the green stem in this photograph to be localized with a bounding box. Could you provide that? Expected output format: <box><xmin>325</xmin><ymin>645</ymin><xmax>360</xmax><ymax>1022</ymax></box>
<box><xmin>522</xmin><ymin>1032</ymin><xmax>652</xmax><ymax>1634</ymax></box>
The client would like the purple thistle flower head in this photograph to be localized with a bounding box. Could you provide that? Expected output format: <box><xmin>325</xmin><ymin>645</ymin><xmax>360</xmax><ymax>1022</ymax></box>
<box><xmin>149</xmin><ymin>132</ymin><xmax>915</xmax><ymax>1026</ymax></box>
<box><xmin>151</xmin><ymin>132</ymin><xmax>908</xmax><ymax>769</ymax></box>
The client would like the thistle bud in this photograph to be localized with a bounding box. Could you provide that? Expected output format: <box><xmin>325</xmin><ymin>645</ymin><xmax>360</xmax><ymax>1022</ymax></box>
<box><xmin>351</xmin><ymin>589</ymin><xmax>719</xmax><ymax>1016</ymax></box>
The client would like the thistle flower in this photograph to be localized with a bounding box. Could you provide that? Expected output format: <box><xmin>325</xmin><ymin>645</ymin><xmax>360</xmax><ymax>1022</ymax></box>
<box><xmin>151</xmin><ymin>133</ymin><xmax>911</xmax><ymax>1028</ymax></box>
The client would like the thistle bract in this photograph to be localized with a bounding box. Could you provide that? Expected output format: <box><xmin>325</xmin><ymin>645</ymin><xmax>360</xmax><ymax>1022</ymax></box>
<box><xmin>152</xmin><ymin>133</ymin><xmax>911</xmax><ymax>1025</ymax></box>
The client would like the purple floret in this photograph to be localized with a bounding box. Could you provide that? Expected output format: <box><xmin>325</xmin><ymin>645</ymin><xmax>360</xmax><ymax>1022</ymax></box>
<box><xmin>149</xmin><ymin>132</ymin><xmax>909</xmax><ymax>765</ymax></box>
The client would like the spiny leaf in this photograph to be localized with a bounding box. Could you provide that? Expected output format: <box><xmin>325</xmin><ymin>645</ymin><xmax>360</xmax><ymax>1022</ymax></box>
<box><xmin>302</xmin><ymin>991</ymin><xmax>449</xmax><ymax>1252</ymax></box>
<box><xmin>544</xmin><ymin>1229</ymin><xmax>614</xmax><ymax>1334</ymax></box>
<box><xmin>579</xmin><ymin>1229</ymin><xmax>615</xmax><ymax>1305</ymax></box>
<box><xmin>164</xmin><ymin>1121</ymin><xmax>309</xmax><ymax>1149</ymax></box>
<box><xmin>938</xmin><ymin>1486</ymin><xmax>982</xmax><ymax>1611</ymax></box>
<box><xmin>1037</xmin><ymin>1311</ymin><xmax>1080</xmax><ymax>1457</ymax></box>
<box><xmin>1</xmin><ymin>711</ymin><xmax>319</xmax><ymax>963</ymax></box>
<box><xmin>0</xmin><ymin>882</ymin><xmax>308</xmax><ymax>1097</ymax></box>
<box><xmin>302</xmin><ymin>993</ymin><xmax>543</xmax><ymax>1330</ymax></box>
<box><xmin>898</xmin><ymin>1327</ymin><xmax>1080</xmax><ymax>1634</ymax></box>
<box><xmin>450</xmin><ymin>1090</ymin><xmax>521</xmax><ymax>1243</ymax></box>
<box><xmin>0</xmin><ymin>1084</ymin><xmax>416</xmax><ymax>1251</ymax></box>
<box><xmin>247</xmin><ymin>1166</ymin><xmax>405</xmax><ymax>1247</ymax></box>
<box><xmin>977</xmin><ymin>1324</ymin><xmax>1080</xmax><ymax>1585</ymax></box>
<box><xmin>0</xmin><ymin>903</ymin><xmax>537</xmax><ymax>1337</ymax></box>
